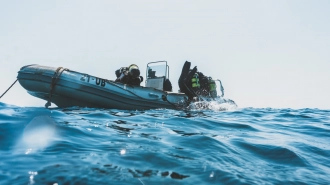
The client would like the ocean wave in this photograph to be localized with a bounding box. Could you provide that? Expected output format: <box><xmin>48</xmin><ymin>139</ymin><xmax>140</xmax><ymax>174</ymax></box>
<box><xmin>0</xmin><ymin>104</ymin><xmax>330</xmax><ymax>184</ymax></box>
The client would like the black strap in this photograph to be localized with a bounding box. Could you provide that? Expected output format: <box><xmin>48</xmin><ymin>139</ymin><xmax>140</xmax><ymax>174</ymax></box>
<box><xmin>46</xmin><ymin>67</ymin><xmax>66</xmax><ymax>108</ymax></box>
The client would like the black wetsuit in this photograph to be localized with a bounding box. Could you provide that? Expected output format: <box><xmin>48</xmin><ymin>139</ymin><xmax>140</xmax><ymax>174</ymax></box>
<box><xmin>115</xmin><ymin>68</ymin><xmax>142</xmax><ymax>86</ymax></box>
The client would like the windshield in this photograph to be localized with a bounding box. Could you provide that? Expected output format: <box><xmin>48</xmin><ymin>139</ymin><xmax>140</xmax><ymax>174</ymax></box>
<box><xmin>146</xmin><ymin>61</ymin><xmax>168</xmax><ymax>78</ymax></box>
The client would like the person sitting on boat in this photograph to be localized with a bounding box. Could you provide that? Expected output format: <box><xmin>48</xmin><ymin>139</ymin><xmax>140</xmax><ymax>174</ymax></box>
<box><xmin>115</xmin><ymin>64</ymin><xmax>143</xmax><ymax>86</ymax></box>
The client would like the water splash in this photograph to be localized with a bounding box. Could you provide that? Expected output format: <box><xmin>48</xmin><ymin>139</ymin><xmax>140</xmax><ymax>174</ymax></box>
<box><xmin>188</xmin><ymin>97</ymin><xmax>237</xmax><ymax>111</ymax></box>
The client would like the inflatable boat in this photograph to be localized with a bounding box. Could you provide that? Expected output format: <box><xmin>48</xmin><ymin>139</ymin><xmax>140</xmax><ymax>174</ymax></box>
<box><xmin>17</xmin><ymin>61</ymin><xmax>190</xmax><ymax>109</ymax></box>
<box><xmin>17</xmin><ymin>61</ymin><xmax>228</xmax><ymax>110</ymax></box>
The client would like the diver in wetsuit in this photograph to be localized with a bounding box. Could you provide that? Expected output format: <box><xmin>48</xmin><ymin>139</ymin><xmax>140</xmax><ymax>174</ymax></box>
<box><xmin>115</xmin><ymin>64</ymin><xmax>143</xmax><ymax>86</ymax></box>
<box><xmin>178</xmin><ymin>61</ymin><xmax>218</xmax><ymax>100</ymax></box>
<box><xmin>193</xmin><ymin>72</ymin><xmax>217</xmax><ymax>98</ymax></box>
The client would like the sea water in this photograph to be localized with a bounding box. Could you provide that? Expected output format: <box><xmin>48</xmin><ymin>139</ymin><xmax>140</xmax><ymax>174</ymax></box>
<box><xmin>0</xmin><ymin>102</ymin><xmax>329</xmax><ymax>185</ymax></box>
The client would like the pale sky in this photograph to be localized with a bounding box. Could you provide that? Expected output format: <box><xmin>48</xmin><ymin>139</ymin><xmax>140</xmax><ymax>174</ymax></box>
<box><xmin>1</xmin><ymin>0</ymin><xmax>329</xmax><ymax>109</ymax></box>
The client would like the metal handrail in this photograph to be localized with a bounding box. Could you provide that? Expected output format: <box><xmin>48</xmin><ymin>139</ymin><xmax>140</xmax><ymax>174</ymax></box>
<box><xmin>215</xmin><ymin>79</ymin><xmax>225</xmax><ymax>97</ymax></box>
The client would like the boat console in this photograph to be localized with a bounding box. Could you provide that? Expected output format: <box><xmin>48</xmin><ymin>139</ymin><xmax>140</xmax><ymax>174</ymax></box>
<box><xmin>145</xmin><ymin>61</ymin><xmax>172</xmax><ymax>91</ymax></box>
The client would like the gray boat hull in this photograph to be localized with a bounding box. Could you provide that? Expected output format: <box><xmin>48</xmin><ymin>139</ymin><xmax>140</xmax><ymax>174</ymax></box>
<box><xmin>17</xmin><ymin>65</ymin><xmax>187</xmax><ymax>110</ymax></box>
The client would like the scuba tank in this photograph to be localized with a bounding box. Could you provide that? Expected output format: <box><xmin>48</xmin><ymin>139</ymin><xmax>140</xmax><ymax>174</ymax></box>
<box><xmin>208</xmin><ymin>77</ymin><xmax>217</xmax><ymax>98</ymax></box>
<box><xmin>191</xmin><ymin>73</ymin><xmax>200</xmax><ymax>88</ymax></box>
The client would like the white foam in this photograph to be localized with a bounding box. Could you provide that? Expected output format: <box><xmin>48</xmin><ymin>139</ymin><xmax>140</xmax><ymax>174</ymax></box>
<box><xmin>188</xmin><ymin>97</ymin><xmax>238</xmax><ymax>111</ymax></box>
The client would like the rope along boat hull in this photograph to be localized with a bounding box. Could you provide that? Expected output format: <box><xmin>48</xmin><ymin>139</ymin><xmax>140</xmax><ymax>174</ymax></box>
<box><xmin>17</xmin><ymin>65</ymin><xmax>187</xmax><ymax>109</ymax></box>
